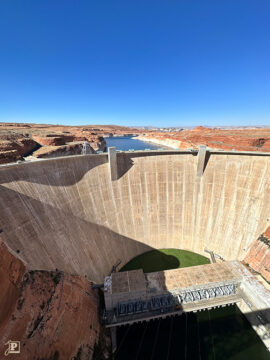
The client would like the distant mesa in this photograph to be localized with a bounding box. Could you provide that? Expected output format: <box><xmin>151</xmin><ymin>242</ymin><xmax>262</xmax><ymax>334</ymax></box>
<box><xmin>193</xmin><ymin>126</ymin><xmax>210</xmax><ymax>131</ymax></box>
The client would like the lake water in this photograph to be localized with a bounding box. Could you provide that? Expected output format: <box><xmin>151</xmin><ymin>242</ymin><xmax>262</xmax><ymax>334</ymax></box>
<box><xmin>105</xmin><ymin>136</ymin><xmax>168</xmax><ymax>151</ymax></box>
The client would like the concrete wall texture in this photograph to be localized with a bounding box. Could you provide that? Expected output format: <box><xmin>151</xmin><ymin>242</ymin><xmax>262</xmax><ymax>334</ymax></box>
<box><xmin>0</xmin><ymin>151</ymin><xmax>269</xmax><ymax>283</ymax></box>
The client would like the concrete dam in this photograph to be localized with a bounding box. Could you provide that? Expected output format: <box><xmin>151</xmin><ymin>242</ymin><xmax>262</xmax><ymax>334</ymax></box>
<box><xmin>0</xmin><ymin>149</ymin><xmax>270</xmax><ymax>283</ymax></box>
<box><xmin>1</xmin><ymin>148</ymin><xmax>270</xmax><ymax>358</ymax></box>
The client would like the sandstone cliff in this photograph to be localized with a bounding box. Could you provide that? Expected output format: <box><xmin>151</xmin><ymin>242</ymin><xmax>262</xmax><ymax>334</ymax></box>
<box><xmin>244</xmin><ymin>227</ymin><xmax>270</xmax><ymax>282</ymax></box>
<box><xmin>0</xmin><ymin>238</ymin><xmax>104</xmax><ymax>359</ymax></box>
<box><xmin>0</xmin><ymin>134</ymin><xmax>40</xmax><ymax>164</ymax></box>
<box><xmin>0</xmin><ymin>123</ymin><xmax>142</xmax><ymax>164</ymax></box>
<box><xmin>138</xmin><ymin>126</ymin><xmax>270</xmax><ymax>152</ymax></box>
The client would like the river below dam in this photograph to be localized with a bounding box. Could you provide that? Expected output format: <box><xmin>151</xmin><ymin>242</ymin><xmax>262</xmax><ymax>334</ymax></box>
<box><xmin>105</xmin><ymin>135</ymin><xmax>169</xmax><ymax>151</ymax></box>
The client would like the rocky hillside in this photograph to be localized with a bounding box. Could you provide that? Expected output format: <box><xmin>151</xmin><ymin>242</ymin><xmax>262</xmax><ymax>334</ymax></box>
<box><xmin>244</xmin><ymin>227</ymin><xmax>270</xmax><ymax>283</ymax></box>
<box><xmin>0</xmin><ymin>123</ymin><xmax>142</xmax><ymax>164</ymax></box>
<box><xmin>0</xmin><ymin>133</ymin><xmax>40</xmax><ymax>164</ymax></box>
<box><xmin>2</xmin><ymin>123</ymin><xmax>269</xmax><ymax>164</ymax></box>
<box><xmin>0</xmin><ymin>238</ymin><xmax>107</xmax><ymax>359</ymax></box>
<box><xmin>138</xmin><ymin>126</ymin><xmax>270</xmax><ymax>151</ymax></box>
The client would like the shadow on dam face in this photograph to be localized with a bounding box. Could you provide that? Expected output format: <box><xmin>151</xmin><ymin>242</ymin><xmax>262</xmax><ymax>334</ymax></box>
<box><xmin>0</xmin><ymin>154</ymin><xmax>108</xmax><ymax>187</ymax></box>
<box><xmin>116</xmin><ymin>151</ymin><xmax>196</xmax><ymax>179</ymax></box>
<box><xmin>0</xmin><ymin>151</ymin><xmax>194</xmax><ymax>186</ymax></box>
<box><xmin>0</xmin><ymin>184</ymin><xmax>155</xmax><ymax>282</ymax></box>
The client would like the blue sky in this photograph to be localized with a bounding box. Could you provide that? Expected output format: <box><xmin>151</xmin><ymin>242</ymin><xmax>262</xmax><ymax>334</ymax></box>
<box><xmin>0</xmin><ymin>1</ymin><xmax>269</xmax><ymax>127</ymax></box>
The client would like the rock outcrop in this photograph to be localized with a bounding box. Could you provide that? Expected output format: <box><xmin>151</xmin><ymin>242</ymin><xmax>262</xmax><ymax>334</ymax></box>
<box><xmin>0</xmin><ymin>123</ymin><xmax>143</xmax><ymax>164</ymax></box>
<box><xmin>32</xmin><ymin>134</ymin><xmax>76</xmax><ymax>146</ymax></box>
<box><xmin>0</xmin><ymin>238</ymin><xmax>103</xmax><ymax>359</ymax></box>
<box><xmin>32</xmin><ymin>143</ymin><xmax>95</xmax><ymax>159</ymax></box>
<box><xmin>244</xmin><ymin>227</ymin><xmax>270</xmax><ymax>282</ymax></box>
<box><xmin>0</xmin><ymin>134</ymin><xmax>39</xmax><ymax>164</ymax></box>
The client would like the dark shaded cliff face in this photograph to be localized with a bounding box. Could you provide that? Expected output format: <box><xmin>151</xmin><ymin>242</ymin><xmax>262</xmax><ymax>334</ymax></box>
<box><xmin>0</xmin><ymin>238</ymin><xmax>102</xmax><ymax>360</ymax></box>
<box><xmin>0</xmin><ymin>238</ymin><xmax>26</xmax><ymax>328</ymax></box>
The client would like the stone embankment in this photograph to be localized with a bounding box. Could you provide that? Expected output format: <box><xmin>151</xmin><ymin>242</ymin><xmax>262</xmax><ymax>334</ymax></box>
<box><xmin>0</xmin><ymin>238</ymin><xmax>104</xmax><ymax>360</ymax></box>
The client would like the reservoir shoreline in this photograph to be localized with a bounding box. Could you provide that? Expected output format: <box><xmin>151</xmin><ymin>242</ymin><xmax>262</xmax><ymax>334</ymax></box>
<box><xmin>104</xmin><ymin>135</ymin><xmax>173</xmax><ymax>151</ymax></box>
<box><xmin>134</xmin><ymin>135</ymin><xmax>180</xmax><ymax>150</ymax></box>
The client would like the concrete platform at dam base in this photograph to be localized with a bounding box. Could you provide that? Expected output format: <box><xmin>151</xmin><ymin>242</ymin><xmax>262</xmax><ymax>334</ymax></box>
<box><xmin>0</xmin><ymin>148</ymin><xmax>270</xmax><ymax>354</ymax></box>
<box><xmin>104</xmin><ymin>262</ymin><xmax>242</xmax><ymax>314</ymax></box>
<box><xmin>103</xmin><ymin>262</ymin><xmax>242</xmax><ymax>326</ymax></box>
<box><xmin>104</xmin><ymin>261</ymin><xmax>270</xmax><ymax>352</ymax></box>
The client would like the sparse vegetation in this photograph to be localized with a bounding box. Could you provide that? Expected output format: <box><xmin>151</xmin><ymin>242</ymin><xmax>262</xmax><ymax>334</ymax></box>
<box><xmin>40</xmin><ymin>301</ymin><xmax>45</xmax><ymax>310</ymax></box>
<box><xmin>17</xmin><ymin>297</ymin><xmax>25</xmax><ymax>310</ymax></box>
<box><xmin>53</xmin><ymin>350</ymin><xmax>60</xmax><ymax>360</ymax></box>
<box><xmin>52</xmin><ymin>272</ymin><xmax>62</xmax><ymax>286</ymax></box>
<box><xmin>27</xmin><ymin>313</ymin><xmax>44</xmax><ymax>338</ymax></box>
<box><xmin>20</xmin><ymin>273</ymin><xmax>29</xmax><ymax>291</ymax></box>
<box><xmin>243</xmin><ymin>261</ymin><xmax>270</xmax><ymax>285</ymax></box>
<box><xmin>72</xmin><ymin>346</ymin><xmax>82</xmax><ymax>360</ymax></box>
<box><xmin>258</xmin><ymin>234</ymin><xmax>270</xmax><ymax>247</ymax></box>
<box><xmin>92</xmin><ymin>338</ymin><xmax>114</xmax><ymax>360</ymax></box>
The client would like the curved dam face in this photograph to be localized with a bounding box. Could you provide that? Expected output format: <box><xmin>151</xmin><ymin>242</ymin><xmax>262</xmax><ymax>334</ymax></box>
<box><xmin>0</xmin><ymin>151</ymin><xmax>269</xmax><ymax>282</ymax></box>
